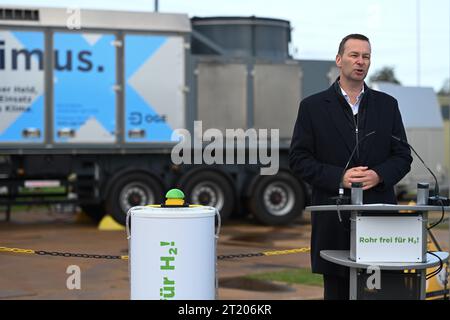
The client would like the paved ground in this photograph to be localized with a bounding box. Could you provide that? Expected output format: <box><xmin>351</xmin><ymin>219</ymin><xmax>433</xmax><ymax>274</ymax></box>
<box><xmin>0</xmin><ymin>207</ymin><xmax>321</xmax><ymax>300</ymax></box>
<box><xmin>0</xmin><ymin>206</ymin><xmax>448</xmax><ymax>300</ymax></box>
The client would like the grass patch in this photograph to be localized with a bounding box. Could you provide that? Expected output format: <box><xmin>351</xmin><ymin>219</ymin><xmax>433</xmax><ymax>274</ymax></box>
<box><xmin>0</xmin><ymin>187</ymin><xmax>69</xmax><ymax>213</ymax></box>
<box><xmin>1</xmin><ymin>187</ymin><xmax>68</xmax><ymax>205</ymax></box>
<box><xmin>246</xmin><ymin>268</ymin><xmax>323</xmax><ymax>287</ymax></box>
<box><xmin>19</xmin><ymin>186</ymin><xmax>66</xmax><ymax>195</ymax></box>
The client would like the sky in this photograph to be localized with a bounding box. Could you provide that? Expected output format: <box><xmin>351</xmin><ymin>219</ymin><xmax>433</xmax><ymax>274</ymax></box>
<box><xmin>2</xmin><ymin>0</ymin><xmax>450</xmax><ymax>92</ymax></box>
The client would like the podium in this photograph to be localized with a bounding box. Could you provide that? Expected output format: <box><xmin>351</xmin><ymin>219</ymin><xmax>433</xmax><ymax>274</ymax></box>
<box><xmin>305</xmin><ymin>203</ymin><xmax>449</xmax><ymax>300</ymax></box>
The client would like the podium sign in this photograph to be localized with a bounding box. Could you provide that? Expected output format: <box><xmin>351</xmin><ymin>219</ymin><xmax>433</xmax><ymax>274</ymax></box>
<box><xmin>353</xmin><ymin>215</ymin><xmax>425</xmax><ymax>263</ymax></box>
<box><xmin>306</xmin><ymin>203</ymin><xmax>449</xmax><ymax>300</ymax></box>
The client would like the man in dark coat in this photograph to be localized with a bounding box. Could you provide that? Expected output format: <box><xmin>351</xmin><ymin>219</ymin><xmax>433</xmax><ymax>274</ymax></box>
<box><xmin>288</xmin><ymin>34</ymin><xmax>412</xmax><ymax>300</ymax></box>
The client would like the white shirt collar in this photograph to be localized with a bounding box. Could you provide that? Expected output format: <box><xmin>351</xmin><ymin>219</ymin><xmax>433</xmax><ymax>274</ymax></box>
<box><xmin>339</xmin><ymin>85</ymin><xmax>365</xmax><ymax>101</ymax></box>
<box><xmin>339</xmin><ymin>84</ymin><xmax>365</xmax><ymax>115</ymax></box>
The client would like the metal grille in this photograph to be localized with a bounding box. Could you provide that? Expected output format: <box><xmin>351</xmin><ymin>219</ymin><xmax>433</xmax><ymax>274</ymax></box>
<box><xmin>0</xmin><ymin>8</ymin><xmax>39</xmax><ymax>21</ymax></box>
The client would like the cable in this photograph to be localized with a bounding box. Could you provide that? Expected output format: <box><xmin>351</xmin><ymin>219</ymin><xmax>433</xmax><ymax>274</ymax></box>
<box><xmin>427</xmin><ymin>199</ymin><xmax>445</xmax><ymax>230</ymax></box>
<box><xmin>428</xmin><ymin>229</ymin><xmax>443</xmax><ymax>252</ymax></box>
<box><xmin>336</xmin><ymin>197</ymin><xmax>343</xmax><ymax>223</ymax></box>
<box><xmin>335</xmin><ymin>197</ymin><xmax>351</xmax><ymax>232</ymax></box>
<box><xmin>426</xmin><ymin>251</ymin><xmax>443</xmax><ymax>280</ymax></box>
<box><xmin>426</xmin><ymin>261</ymin><xmax>442</xmax><ymax>280</ymax></box>
<box><xmin>423</xmin><ymin>195</ymin><xmax>448</xmax><ymax>298</ymax></box>
<box><xmin>427</xmin><ymin>228</ymin><xmax>447</xmax><ymax>299</ymax></box>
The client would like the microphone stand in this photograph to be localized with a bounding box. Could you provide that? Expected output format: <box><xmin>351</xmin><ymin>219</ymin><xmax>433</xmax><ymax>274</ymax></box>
<box><xmin>330</xmin><ymin>131</ymin><xmax>376</xmax><ymax>224</ymax></box>
<box><xmin>391</xmin><ymin>135</ymin><xmax>449</xmax><ymax>206</ymax></box>
<box><xmin>331</xmin><ymin>131</ymin><xmax>377</xmax><ymax>206</ymax></box>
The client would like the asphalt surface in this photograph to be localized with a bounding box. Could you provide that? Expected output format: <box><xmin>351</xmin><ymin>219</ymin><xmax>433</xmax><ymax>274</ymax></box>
<box><xmin>0</xmin><ymin>206</ymin><xmax>448</xmax><ymax>300</ymax></box>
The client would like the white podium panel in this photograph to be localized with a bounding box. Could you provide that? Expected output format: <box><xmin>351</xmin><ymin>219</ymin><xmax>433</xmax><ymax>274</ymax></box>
<box><xmin>355</xmin><ymin>216</ymin><xmax>424</xmax><ymax>263</ymax></box>
<box><xmin>307</xmin><ymin>203</ymin><xmax>450</xmax><ymax>300</ymax></box>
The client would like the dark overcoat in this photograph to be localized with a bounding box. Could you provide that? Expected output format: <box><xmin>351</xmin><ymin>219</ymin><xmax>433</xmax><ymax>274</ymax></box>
<box><xmin>289</xmin><ymin>82</ymin><xmax>412</xmax><ymax>277</ymax></box>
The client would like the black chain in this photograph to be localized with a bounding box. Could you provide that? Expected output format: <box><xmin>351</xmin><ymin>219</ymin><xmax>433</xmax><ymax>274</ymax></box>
<box><xmin>33</xmin><ymin>250</ymin><xmax>266</xmax><ymax>260</ymax></box>
<box><xmin>34</xmin><ymin>250</ymin><xmax>265</xmax><ymax>260</ymax></box>
<box><xmin>35</xmin><ymin>250</ymin><xmax>123</xmax><ymax>260</ymax></box>
<box><xmin>33</xmin><ymin>251</ymin><xmax>267</xmax><ymax>260</ymax></box>
<box><xmin>217</xmin><ymin>252</ymin><xmax>265</xmax><ymax>260</ymax></box>
<box><xmin>5</xmin><ymin>246</ymin><xmax>310</xmax><ymax>261</ymax></box>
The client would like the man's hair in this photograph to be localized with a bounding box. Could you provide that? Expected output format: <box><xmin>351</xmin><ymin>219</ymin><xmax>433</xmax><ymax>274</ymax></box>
<box><xmin>338</xmin><ymin>34</ymin><xmax>370</xmax><ymax>55</ymax></box>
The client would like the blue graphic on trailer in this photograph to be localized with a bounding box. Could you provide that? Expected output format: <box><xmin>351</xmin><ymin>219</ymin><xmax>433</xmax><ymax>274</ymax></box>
<box><xmin>53</xmin><ymin>33</ymin><xmax>116</xmax><ymax>143</ymax></box>
<box><xmin>0</xmin><ymin>31</ymin><xmax>44</xmax><ymax>143</ymax></box>
<box><xmin>0</xmin><ymin>96</ymin><xmax>44</xmax><ymax>142</ymax></box>
<box><xmin>13</xmin><ymin>31</ymin><xmax>43</xmax><ymax>55</ymax></box>
<box><xmin>125</xmin><ymin>35</ymin><xmax>174</xmax><ymax>142</ymax></box>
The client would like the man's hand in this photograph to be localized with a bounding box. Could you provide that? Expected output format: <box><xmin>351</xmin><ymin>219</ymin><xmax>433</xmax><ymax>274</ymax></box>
<box><xmin>342</xmin><ymin>166</ymin><xmax>367</xmax><ymax>189</ymax></box>
<box><xmin>343</xmin><ymin>166</ymin><xmax>381</xmax><ymax>190</ymax></box>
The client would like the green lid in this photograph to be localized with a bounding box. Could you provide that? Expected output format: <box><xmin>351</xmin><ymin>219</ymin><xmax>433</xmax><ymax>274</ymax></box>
<box><xmin>165</xmin><ymin>189</ymin><xmax>185</xmax><ymax>199</ymax></box>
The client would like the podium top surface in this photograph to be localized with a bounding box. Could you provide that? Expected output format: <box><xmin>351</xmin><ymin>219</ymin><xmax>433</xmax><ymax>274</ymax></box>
<box><xmin>320</xmin><ymin>250</ymin><xmax>449</xmax><ymax>270</ymax></box>
<box><xmin>305</xmin><ymin>204</ymin><xmax>450</xmax><ymax>212</ymax></box>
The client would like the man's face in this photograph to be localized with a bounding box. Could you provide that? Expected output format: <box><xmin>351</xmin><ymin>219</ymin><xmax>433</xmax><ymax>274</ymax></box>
<box><xmin>336</xmin><ymin>39</ymin><xmax>371</xmax><ymax>83</ymax></box>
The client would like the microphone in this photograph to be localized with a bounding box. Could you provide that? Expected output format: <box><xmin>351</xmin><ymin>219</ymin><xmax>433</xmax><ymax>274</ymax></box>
<box><xmin>332</xmin><ymin>130</ymin><xmax>376</xmax><ymax>204</ymax></box>
<box><xmin>391</xmin><ymin>135</ymin><xmax>449</xmax><ymax>206</ymax></box>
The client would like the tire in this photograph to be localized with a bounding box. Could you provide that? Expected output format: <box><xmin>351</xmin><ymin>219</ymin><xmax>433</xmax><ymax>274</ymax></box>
<box><xmin>181</xmin><ymin>170</ymin><xmax>235</xmax><ymax>221</ymax></box>
<box><xmin>106</xmin><ymin>172</ymin><xmax>164</xmax><ymax>225</ymax></box>
<box><xmin>249</xmin><ymin>171</ymin><xmax>305</xmax><ymax>225</ymax></box>
<box><xmin>80</xmin><ymin>204</ymin><xmax>106</xmax><ymax>223</ymax></box>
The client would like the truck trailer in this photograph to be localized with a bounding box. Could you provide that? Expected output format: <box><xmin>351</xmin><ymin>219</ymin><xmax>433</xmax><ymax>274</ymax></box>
<box><xmin>0</xmin><ymin>6</ymin><xmax>337</xmax><ymax>225</ymax></box>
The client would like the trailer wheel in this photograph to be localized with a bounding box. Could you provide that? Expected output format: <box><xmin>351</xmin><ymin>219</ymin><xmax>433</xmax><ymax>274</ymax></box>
<box><xmin>181</xmin><ymin>170</ymin><xmax>234</xmax><ymax>221</ymax></box>
<box><xmin>249</xmin><ymin>172</ymin><xmax>304</xmax><ymax>225</ymax></box>
<box><xmin>106</xmin><ymin>173</ymin><xmax>163</xmax><ymax>225</ymax></box>
<box><xmin>80</xmin><ymin>204</ymin><xmax>106</xmax><ymax>223</ymax></box>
